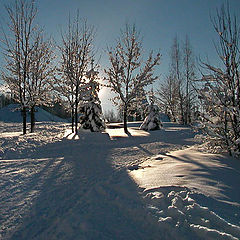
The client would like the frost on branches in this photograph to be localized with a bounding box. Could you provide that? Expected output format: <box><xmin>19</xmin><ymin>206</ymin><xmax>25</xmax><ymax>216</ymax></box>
<box><xmin>2</xmin><ymin>0</ymin><xmax>54</xmax><ymax>134</ymax></box>
<box><xmin>140</xmin><ymin>104</ymin><xmax>162</xmax><ymax>131</ymax></box>
<box><xmin>55</xmin><ymin>14</ymin><xmax>95</xmax><ymax>134</ymax></box>
<box><xmin>104</xmin><ymin>24</ymin><xmax>161</xmax><ymax>134</ymax></box>
<box><xmin>198</xmin><ymin>4</ymin><xmax>240</xmax><ymax>156</ymax></box>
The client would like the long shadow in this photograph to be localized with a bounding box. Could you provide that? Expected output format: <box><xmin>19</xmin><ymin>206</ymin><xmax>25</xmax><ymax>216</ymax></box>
<box><xmin>5</xmin><ymin>131</ymin><xmax>171</xmax><ymax>240</ymax></box>
<box><xmin>108</xmin><ymin>122</ymin><xmax>197</xmax><ymax>159</ymax></box>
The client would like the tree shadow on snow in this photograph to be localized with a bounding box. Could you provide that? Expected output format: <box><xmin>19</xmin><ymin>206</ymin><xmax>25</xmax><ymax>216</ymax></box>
<box><xmin>162</xmin><ymin>150</ymin><xmax>240</xmax><ymax>226</ymax></box>
<box><xmin>107</xmin><ymin>122</ymin><xmax>197</xmax><ymax>159</ymax></box>
<box><xmin>5</xmin><ymin>131</ymin><xmax>173</xmax><ymax>240</ymax></box>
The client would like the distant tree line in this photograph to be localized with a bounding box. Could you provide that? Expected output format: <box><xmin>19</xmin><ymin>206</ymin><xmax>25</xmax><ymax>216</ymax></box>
<box><xmin>157</xmin><ymin>35</ymin><xmax>197</xmax><ymax>125</ymax></box>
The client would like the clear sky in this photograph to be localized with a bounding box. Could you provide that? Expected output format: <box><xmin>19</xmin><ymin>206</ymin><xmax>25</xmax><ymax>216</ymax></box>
<box><xmin>0</xmin><ymin>0</ymin><xmax>240</xmax><ymax>111</ymax></box>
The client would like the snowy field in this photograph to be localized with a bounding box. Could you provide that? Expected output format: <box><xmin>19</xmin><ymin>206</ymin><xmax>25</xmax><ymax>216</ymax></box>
<box><xmin>0</xmin><ymin>121</ymin><xmax>240</xmax><ymax>240</ymax></box>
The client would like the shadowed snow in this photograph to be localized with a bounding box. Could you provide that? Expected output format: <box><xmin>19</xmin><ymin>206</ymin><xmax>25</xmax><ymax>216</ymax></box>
<box><xmin>0</xmin><ymin>121</ymin><xmax>239</xmax><ymax>240</ymax></box>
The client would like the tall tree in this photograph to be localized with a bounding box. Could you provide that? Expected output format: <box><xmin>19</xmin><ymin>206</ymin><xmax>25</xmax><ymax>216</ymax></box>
<box><xmin>157</xmin><ymin>35</ymin><xmax>196</xmax><ymax>124</ymax></box>
<box><xmin>199</xmin><ymin>4</ymin><xmax>240</xmax><ymax>155</ymax></box>
<box><xmin>56</xmin><ymin>13</ymin><xmax>95</xmax><ymax>134</ymax></box>
<box><xmin>104</xmin><ymin>24</ymin><xmax>161</xmax><ymax>133</ymax></box>
<box><xmin>170</xmin><ymin>36</ymin><xmax>185</xmax><ymax>123</ymax></box>
<box><xmin>1</xmin><ymin>0</ymin><xmax>38</xmax><ymax>134</ymax></box>
<box><xmin>182</xmin><ymin>35</ymin><xmax>196</xmax><ymax>124</ymax></box>
<box><xmin>27</xmin><ymin>33</ymin><xmax>55</xmax><ymax>132</ymax></box>
<box><xmin>157</xmin><ymin>75</ymin><xmax>178</xmax><ymax>122</ymax></box>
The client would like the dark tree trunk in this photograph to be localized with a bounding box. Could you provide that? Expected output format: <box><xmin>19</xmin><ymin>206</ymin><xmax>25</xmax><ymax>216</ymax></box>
<box><xmin>30</xmin><ymin>106</ymin><xmax>35</xmax><ymax>133</ymax></box>
<box><xmin>22</xmin><ymin>106</ymin><xmax>27</xmax><ymax>135</ymax></box>
<box><xmin>75</xmin><ymin>103</ymin><xmax>78</xmax><ymax>134</ymax></box>
<box><xmin>123</xmin><ymin>105</ymin><xmax>128</xmax><ymax>134</ymax></box>
<box><xmin>71</xmin><ymin>107</ymin><xmax>74</xmax><ymax>133</ymax></box>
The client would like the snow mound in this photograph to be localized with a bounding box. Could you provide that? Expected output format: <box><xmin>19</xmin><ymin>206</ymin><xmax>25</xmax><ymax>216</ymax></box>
<box><xmin>64</xmin><ymin>128</ymin><xmax>110</xmax><ymax>142</ymax></box>
<box><xmin>0</xmin><ymin>104</ymin><xmax>67</xmax><ymax>123</ymax></box>
<box><xmin>129</xmin><ymin>146</ymin><xmax>240</xmax><ymax>239</ymax></box>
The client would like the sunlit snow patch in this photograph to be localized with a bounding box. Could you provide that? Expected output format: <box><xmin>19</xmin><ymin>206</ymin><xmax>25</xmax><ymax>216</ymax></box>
<box><xmin>128</xmin><ymin>147</ymin><xmax>240</xmax><ymax>239</ymax></box>
<box><xmin>105</xmin><ymin>127</ymin><xmax>149</xmax><ymax>140</ymax></box>
<box><xmin>1</xmin><ymin>132</ymin><xmax>23</xmax><ymax>137</ymax></box>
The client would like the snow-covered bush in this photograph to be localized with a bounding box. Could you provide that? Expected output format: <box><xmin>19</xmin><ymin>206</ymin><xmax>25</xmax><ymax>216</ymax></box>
<box><xmin>79</xmin><ymin>101</ymin><xmax>105</xmax><ymax>132</ymax></box>
<box><xmin>140</xmin><ymin>104</ymin><xmax>162</xmax><ymax>131</ymax></box>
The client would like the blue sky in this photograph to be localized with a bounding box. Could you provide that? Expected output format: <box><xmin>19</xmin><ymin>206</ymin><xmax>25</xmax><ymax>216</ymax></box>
<box><xmin>0</xmin><ymin>0</ymin><xmax>240</xmax><ymax>111</ymax></box>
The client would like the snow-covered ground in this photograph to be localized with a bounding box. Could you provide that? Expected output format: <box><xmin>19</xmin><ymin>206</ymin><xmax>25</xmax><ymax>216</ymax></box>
<box><xmin>129</xmin><ymin>148</ymin><xmax>240</xmax><ymax>240</ymax></box>
<box><xmin>0</xmin><ymin>104</ymin><xmax>67</xmax><ymax>123</ymax></box>
<box><xmin>0</xmin><ymin>121</ymin><xmax>239</xmax><ymax>239</ymax></box>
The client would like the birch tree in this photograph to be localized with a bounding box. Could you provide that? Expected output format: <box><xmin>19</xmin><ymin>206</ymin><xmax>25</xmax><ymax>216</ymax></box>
<box><xmin>157</xmin><ymin>75</ymin><xmax>178</xmax><ymax>122</ymax></box>
<box><xmin>171</xmin><ymin>36</ymin><xmax>185</xmax><ymax>123</ymax></box>
<box><xmin>104</xmin><ymin>24</ymin><xmax>161</xmax><ymax>133</ymax></box>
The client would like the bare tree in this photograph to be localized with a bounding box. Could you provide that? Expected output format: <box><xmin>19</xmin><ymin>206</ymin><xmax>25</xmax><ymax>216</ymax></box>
<box><xmin>27</xmin><ymin>33</ymin><xmax>55</xmax><ymax>132</ymax></box>
<box><xmin>157</xmin><ymin>75</ymin><xmax>178</xmax><ymax>122</ymax></box>
<box><xmin>1</xmin><ymin>0</ymin><xmax>38</xmax><ymax>134</ymax></box>
<box><xmin>199</xmin><ymin>4</ymin><xmax>240</xmax><ymax>155</ymax></box>
<box><xmin>104</xmin><ymin>24</ymin><xmax>161</xmax><ymax>133</ymax></box>
<box><xmin>157</xmin><ymin>35</ymin><xmax>197</xmax><ymax>124</ymax></box>
<box><xmin>182</xmin><ymin>35</ymin><xmax>196</xmax><ymax>124</ymax></box>
<box><xmin>56</xmin><ymin>13</ymin><xmax>95</xmax><ymax>134</ymax></box>
<box><xmin>170</xmin><ymin>36</ymin><xmax>185</xmax><ymax>123</ymax></box>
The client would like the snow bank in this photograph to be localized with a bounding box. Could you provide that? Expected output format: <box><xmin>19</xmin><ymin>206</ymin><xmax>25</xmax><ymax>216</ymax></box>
<box><xmin>0</xmin><ymin>104</ymin><xmax>67</xmax><ymax>123</ymax></box>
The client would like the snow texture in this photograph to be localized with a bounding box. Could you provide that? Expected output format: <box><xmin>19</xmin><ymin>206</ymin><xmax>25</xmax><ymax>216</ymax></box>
<box><xmin>0</xmin><ymin>121</ymin><xmax>239</xmax><ymax>240</ymax></box>
<box><xmin>140</xmin><ymin>104</ymin><xmax>162</xmax><ymax>131</ymax></box>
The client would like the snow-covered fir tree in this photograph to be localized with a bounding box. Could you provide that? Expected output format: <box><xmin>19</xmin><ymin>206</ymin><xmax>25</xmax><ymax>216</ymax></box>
<box><xmin>140</xmin><ymin>90</ymin><xmax>162</xmax><ymax>131</ymax></box>
<box><xmin>79</xmin><ymin>61</ymin><xmax>105</xmax><ymax>132</ymax></box>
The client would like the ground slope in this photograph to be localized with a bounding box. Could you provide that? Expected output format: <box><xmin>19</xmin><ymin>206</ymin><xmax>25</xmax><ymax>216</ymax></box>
<box><xmin>0</xmin><ymin>104</ymin><xmax>67</xmax><ymax>123</ymax></box>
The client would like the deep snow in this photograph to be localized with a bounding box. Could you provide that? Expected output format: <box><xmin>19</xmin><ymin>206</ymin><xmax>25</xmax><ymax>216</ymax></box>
<box><xmin>0</xmin><ymin>121</ymin><xmax>239</xmax><ymax>240</ymax></box>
